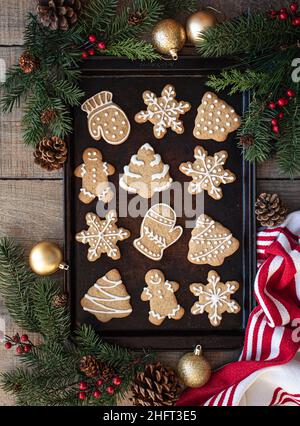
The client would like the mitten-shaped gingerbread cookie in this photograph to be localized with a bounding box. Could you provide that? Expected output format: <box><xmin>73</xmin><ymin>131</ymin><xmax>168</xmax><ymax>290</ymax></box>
<box><xmin>141</xmin><ymin>269</ymin><xmax>184</xmax><ymax>326</ymax></box>
<box><xmin>81</xmin><ymin>91</ymin><xmax>130</xmax><ymax>145</ymax></box>
<box><xmin>74</xmin><ymin>148</ymin><xmax>115</xmax><ymax>204</ymax></box>
<box><xmin>134</xmin><ymin>204</ymin><xmax>183</xmax><ymax>261</ymax></box>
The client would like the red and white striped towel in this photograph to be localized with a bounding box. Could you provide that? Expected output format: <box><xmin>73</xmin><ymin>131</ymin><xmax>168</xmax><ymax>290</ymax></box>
<box><xmin>177</xmin><ymin>211</ymin><xmax>300</xmax><ymax>406</ymax></box>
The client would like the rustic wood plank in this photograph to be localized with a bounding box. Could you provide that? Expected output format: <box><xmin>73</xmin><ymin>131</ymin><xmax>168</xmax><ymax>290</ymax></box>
<box><xmin>257</xmin><ymin>159</ymin><xmax>300</xmax><ymax>180</ymax></box>
<box><xmin>0</xmin><ymin>0</ymin><xmax>34</xmax><ymax>46</ymax></box>
<box><xmin>0</xmin><ymin>180</ymin><xmax>63</xmax><ymax>247</ymax></box>
<box><xmin>258</xmin><ymin>180</ymin><xmax>300</xmax><ymax>212</ymax></box>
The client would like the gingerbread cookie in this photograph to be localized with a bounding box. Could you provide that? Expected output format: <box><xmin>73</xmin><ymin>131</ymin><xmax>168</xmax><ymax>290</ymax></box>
<box><xmin>74</xmin><ymin>148</ymin><xmax>115</xmax><ymax>204</ymax></box>
<box><xmin>119</xmin><ymin>143</ymin><xmax>172</xmax><ymax>199</ymax></box>
<box><xmin>141</xmin><ymin>269</ymin><xmax>184</xmax><ymax>326</ymax></box>
<box><xmin>76</xmin><ymin>211</ymin><xmax>130</xmax><ymax>262</ymax></box>
<box><xmin>188</xmin><ymin>214</ymin><xmax>239</xmax><ymax>266</ymax></box>
<box><xmin>81</xmin><ymin>91</ymin><xmax>130</xmax><ymax>145</ymax></box>
<box><xmin>179</xmin><ymin>146</ymin><xmax>236</xmax><ymax>200</ymax></box>
<box><xmin>134</xmin><ymin>204</ymin><xmax>183</xmax><ymax>261</ymax></box>
<box><xmin>190</xmin><ymin>270</ymin><xmax>240</xmax><ymax>327</ymax></box>
<box><xmin>193</xmin><ymin>92</ymin><xmax>241</xmax><ymax>142</ymax></box>
<box><xmin>81</xmin><ymin>269</ymin><xmax>132</xmax><ymax>323</ymax></box>
<box><xmin>134</xmin><ymin>84</ymin><xmax>191</xmax><ymax>139</ymax></box>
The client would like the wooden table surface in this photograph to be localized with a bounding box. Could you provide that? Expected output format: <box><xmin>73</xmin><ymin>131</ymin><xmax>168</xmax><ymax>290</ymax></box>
<box><xmin>0</xmin><ymin>0</ymin><xmax>299</xmax><ymax>406</ymax></box>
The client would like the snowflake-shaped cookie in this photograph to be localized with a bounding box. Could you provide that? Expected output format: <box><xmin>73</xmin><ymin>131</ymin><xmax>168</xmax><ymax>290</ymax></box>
<box><xmin>190</xmin><ymin>271</ymin><xmax>240</xmax><ymax>326</ymax></box>
<box><xmin>179</xmin><ymin>146</ymin><xmax>236</xmax><ymax>200</ymax></box>
<box><xmin>188</xmin><ymin>214</ymin><xmax>239</xmax><ymax>266</ymax></box>
<box><xmin>76</xmin><ymin>211</ymin><xmax>130</xmax><ymax>262</ymax></box>
<box><xmin>134</xmin><ymin>84</ymin><xmax>191</xmax><ymax>139</ymax></box>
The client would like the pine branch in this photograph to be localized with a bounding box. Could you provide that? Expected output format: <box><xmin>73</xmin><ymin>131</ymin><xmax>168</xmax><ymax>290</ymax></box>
<box><xmin>197</xmin><ymin>12</ymin><xmax>299</xmax><ymax>57</ymax></box>
<box><xmin>106</xmin><ymin>38</ymin><xmax>160</xmax><ymax>60</ymax></box>
<box><xmin>80</xmin><ymin>0</ymin><xmax>118</xmax><ymax>31</ymax></box>
<box><xmin>162</xmin><ymin>0</ymin><xmax>197</xmax><ymax>15</ymax></box>
<box><xmin>207</xmin><ymin>68</ymin><xmax>268</xmax><ymax>94</ymax></box>
<box><xmin>0</xmin><ymin>238</ymin><xmax>38</xmax><ymax>331</ymax></box>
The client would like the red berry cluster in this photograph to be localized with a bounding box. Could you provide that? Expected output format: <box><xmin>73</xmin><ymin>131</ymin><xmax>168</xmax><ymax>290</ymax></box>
<box><xmin>268</xmin><ymin>89</ymin><xmax>295</xmax><ymax>133</ymax></box>
<box><xmin>268</xmin><ymin>2</ymin><xmax>300</xmax><ymax>25</ymax></box>
<box><xmin>4</xmin><ymin>333</ymin><xmax>33</xmax><ymax>355</ymax></box>
<box><xmin>81</xmin><ymin>34</ymin><xmax>106</xmax><ymax>59</ymax></box>
<box><xmin>77</xmin><ymin>375</ymin><xmax>122</xmax><ymax>401</ymax></box>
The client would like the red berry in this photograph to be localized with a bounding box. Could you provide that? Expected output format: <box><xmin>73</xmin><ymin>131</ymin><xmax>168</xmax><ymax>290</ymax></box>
<box><xmin>20</xmin><ymin>334</ymin><xmax>28</xmax><ymax>343</ymax></box>
<box><xmin>4</xmin><ymin>342</ymin><xmax>12</xmax><ymax>349</ymax></box>
<box><xmin>287</xmin><ymin>89</ymin><xmax>296</xmax><ymax>97</ymax></box>
<box><xmin>78</xmin><ymin>392</ymin><xmax>86</xmax><ymax>400</ymax></box>
<box><xmin>268</xmin><ymin>10</ymin><xmax>278</xmax><ymax>18</ymax></box>
<box><xmin>23</xmin><ymin>344</ymin><xmax>31</xmax><ymax>353</ymax></box>
<box><xmin>290</xmin><ymin>2</ymin><xmax>298</xmax><ymax>13</ymax></box>
<box><xmin>277</xmin><ymin>98</ymin><xmax>288</xmax><ymax>107</ymax></box>
<box><xmin>112</xmin><ymin>376</ymin><xmax>122</xmax><ymax>386</ymax></box>
<box><xmin>93</xmin><ymin>390</ymin><xmax>102</xmax><ymax>399</ymax></box>
<box><xmin>271</xmin><ymin>118</ymin><xmax>278</xmax><ymax>126</ymax></box>
<box><xmin>280</xmin><ymin>7</ymin><xmax>288</xmax><ymax>13</ymax></box>
<box><xmin>13</xmin><ymin>335</ymin><xmax>19</xmax><ymax>343</ymax></box>
<box><xmin>279</xmin><ymin>12</ymin><xmax>288</xmax><ymax>20</ymax></box>
<box><xmin>278</xmin><ymin>112</ymin><xmax>284</xmax><ymax>119</ymax></box>
<box><xmin>16</xmin><ymin>345</ymin><xmax>23</xmax><ymax>354</ymax></box>
<box><xmin>292</xmin><ymin>16</ymin><xmax>300</xmax><ymax>25</ymax></box>
<box><xmin>88</xmin><ymin>48</ymin><xmax>95</xmax><ymax>56</ymax></box>
<box><xmin>272</xmin><ymin>125</ymin><xmax>279</xmax><ymax>133</ymax></box>
<box><xmin>106</xmin><ymin>386</ymin><xmax>114</xmax><ymax>395</ymax></box>
<box><xmin>88</xmin><ymin>34</ymin><xmax>97</xmax><ymax>43</ymax></box>
<box><xmin>81</xmin><ymin>51</ymin><xmax>88</xmax><ymax>59</ymax></box>
<box><xmin>268</xmin><ymin>101</ymin><xmax>276</xmax><ymax>110</ymax></box>
<box><xmin>97</xmin><ymin>41</ymin><xmax>106</xmax><ymax>50</ymax></box>
<box><xmin>96</xmin><ymin>379</ymin><xmax>103</xmax><ymax>386</ymax></box>
<box><xmin>79</xmin><ymin>381</ymin><xmax>88</xmax><ymax>391</ymax></box>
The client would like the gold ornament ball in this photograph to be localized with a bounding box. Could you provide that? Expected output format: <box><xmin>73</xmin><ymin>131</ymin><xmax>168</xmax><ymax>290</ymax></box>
<box><xmin>29</xmin><ymin>241</ymin><xmax>63</xmax><ymax>276</ymax></box>
<box><xmin>152</xmin><ymin>18</ymin><xmax>186</xmax><ymax>60</ymax></box>
<box><xmin>177</xmin><ymin>345</ymin><xmax>211</xmax><ymax>388</ymax></box>
<box><xmin>186</xmin><ymin>10</ymin><xmax>217</xmax><ymax>44</ymax></box>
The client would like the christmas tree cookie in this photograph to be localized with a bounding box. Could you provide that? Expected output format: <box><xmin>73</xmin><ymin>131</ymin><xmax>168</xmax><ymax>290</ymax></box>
<box><xmin>76</xmin><ymin>211</ymin><xmax>130</xmax><ymax>262</ymax></box>
<box><xmin>74</xmin><ymin>148</ymin><xmax>115</xmax><ymax>204</ymax></box>
<box><xmin>81</xmin><ymin>91</ymin><xmax>130</xmax><ymax>145</ymax></box>
<box><xmin>179</xmin><ymin>146</ymin><xmax>236</xmax><ymax>200</ymax></box>
<box><xmin>81</xmin><ymin>269</ymin><xmax>132</xmax><ymax>323</ymax></box>
<box><xmin>193</xmin><ymin>92</ymin><xmax>240</xmax><ymax>142</ymax></box>
<box><xmin>134</xmin><ymin>204</ymin><xmax>183</xmax><ymax>261</ymax></box>
<box><xmin>188</xmin><ymin>214</ymin><xmax>239</xmax><ymax>266</ymax></box>
<box><xmin>141</xmin><ymin>269</ymin><xmax>185</xmax><ymax>326</ymax></box>
<box><xmin>135</xmin><ymin>84</ymin><xmax>191</xmax><ymax>139</ymax></box>
<box><xmin>190</xmin><ymin>270</ymin><xmax>240</xmax><ymax>327</ymax></box>
<box><xmin>119</xmin><ymin>143</ymin><xmax>173</xmax><ymax>199</ymax></box>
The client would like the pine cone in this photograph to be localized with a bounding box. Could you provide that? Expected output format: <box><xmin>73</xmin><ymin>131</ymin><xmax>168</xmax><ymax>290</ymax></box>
<box><xmin>128</xmin><ymin>11</ymin><xmax>144</xmax><ymax>26</ymax></box>
<box><xmin>19</xmin><ymin>52</ymin><xmax>38</xmax><ymax>74</ymax></box>
<box><xmin>255</xmin><ymin>193</ymin><xmax>288</xmax><ymax>227</ymax></box>
<box><xmin>80</xmin><ymin>355</ymin><xmax>100</xmax><ymax>378</ymax></box>
<box><xmin>240</xmin><ymin>134</ymin><xmax>254</xmax><ymax>146</ymax></box>
<box><xmin>37</xmin><ymin>0</ymin><xmax>84</xmax><ymax>31</ymax></box>
<box><xmin>52</xmin><ymin>293</ymin><xmax>68</xmax><ymax>308</ymax></box>
<box><xmin>98</xmin><ymin>361</ymin><xmax>115</xmax><ymax>382</ymax></box>
<box><xmin>131</xmin><ymin>362</ymin><xmax>182</xmax><ymax>407</ymax></box>
<box><xmin>40</xmin><ymin>108</ymin><xmax>57</xmax><ymax>124</ymax></box>
<box><xmin>34</xmin><ymin>136</ymin><xmax>68</xmax><ymax>171</ymax></box>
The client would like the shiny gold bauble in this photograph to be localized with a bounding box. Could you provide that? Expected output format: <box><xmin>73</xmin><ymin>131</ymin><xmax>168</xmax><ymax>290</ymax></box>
<box><xmin>186</xmin><ymin>10</ymin><xmax>217</xmax><ymax>44</ymax></box>
<box><xmin>177</xmin><ymin>345</ymin><xmax>212</xmax><ymax>388</ymax></box>
<box><xmin>152</xmin><ymin>18</ymin><xmax>186</xmax><ymax>60</ymax></box>
<box><xmin>29</xmin><ymin>241</ymin><xmax>67</xmax><ymax>275</ymax></box>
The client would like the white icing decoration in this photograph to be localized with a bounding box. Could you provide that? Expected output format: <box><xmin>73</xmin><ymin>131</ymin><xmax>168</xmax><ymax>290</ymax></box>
<box><xmin>123</xmin><ymin>165</ymin><xmax>142</xmax><ymax>178</ymax></box>
<box><xmin>150</xmin><ymin>154</ymin><xmax>162</xmax><ymax>167</ymax></box>
<box><xmin>141</xmin><ymin>143</ymin><xmax>154</xmax><ymax>151</ymax></box>
<box><xmin>151</xmin><ymin>164</ymin><xmax>169</xmax><ymax>181</ymax></box>
<box><xmin>131</xmin><ymin>155</ymin><xmax>144</xmax><ymax>166</ymax></box>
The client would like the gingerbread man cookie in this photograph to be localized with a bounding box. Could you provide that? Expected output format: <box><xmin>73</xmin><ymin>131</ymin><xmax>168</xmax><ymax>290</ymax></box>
<box><xmin>193</xmin><ymin>92</ymin><xmax>241</xmax><ymax>142</ymax></box>
<box><xmin>141</xmin><ymin>269</ymin><xmax>185</xmax><ymax>326</ymax></box>
<box><xmin>81</xmin><ymin>91</ymin><xmax>130</xmax><ymax>145</ymax></box>
<box><xmin>76</xmin><ymin>211</ymin><xmax>130</xmax><ymax>262</ymax></box>
<box><xmin>190</xmin><ymin>270</ymin><xmax>240</xmax><ymax>327</ymax></box>
<box><xmin>135</xmin><ymin>84</ymin><xmax>191</xmax><ymax>139</ymax></box>
<box><xmin>74</xmin><ymin>148</ymin><xmax>115</xmax><ymax>204</ymax></box>
<box><xmin>134</xmin><ymin>204</ymin><xmax>183</xmax><ymax>261</ymax></box>
<box><xmin>81</xmin><ymin>269</ymin><xmax>132</xmax><ymax>323</ymax></box>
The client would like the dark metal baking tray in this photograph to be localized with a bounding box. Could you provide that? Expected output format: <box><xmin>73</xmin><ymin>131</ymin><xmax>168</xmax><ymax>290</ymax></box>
<box><xmin>64</xmin><ymin>56</ymin><xmax>256</xmax><ymax>350</ymax></box>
